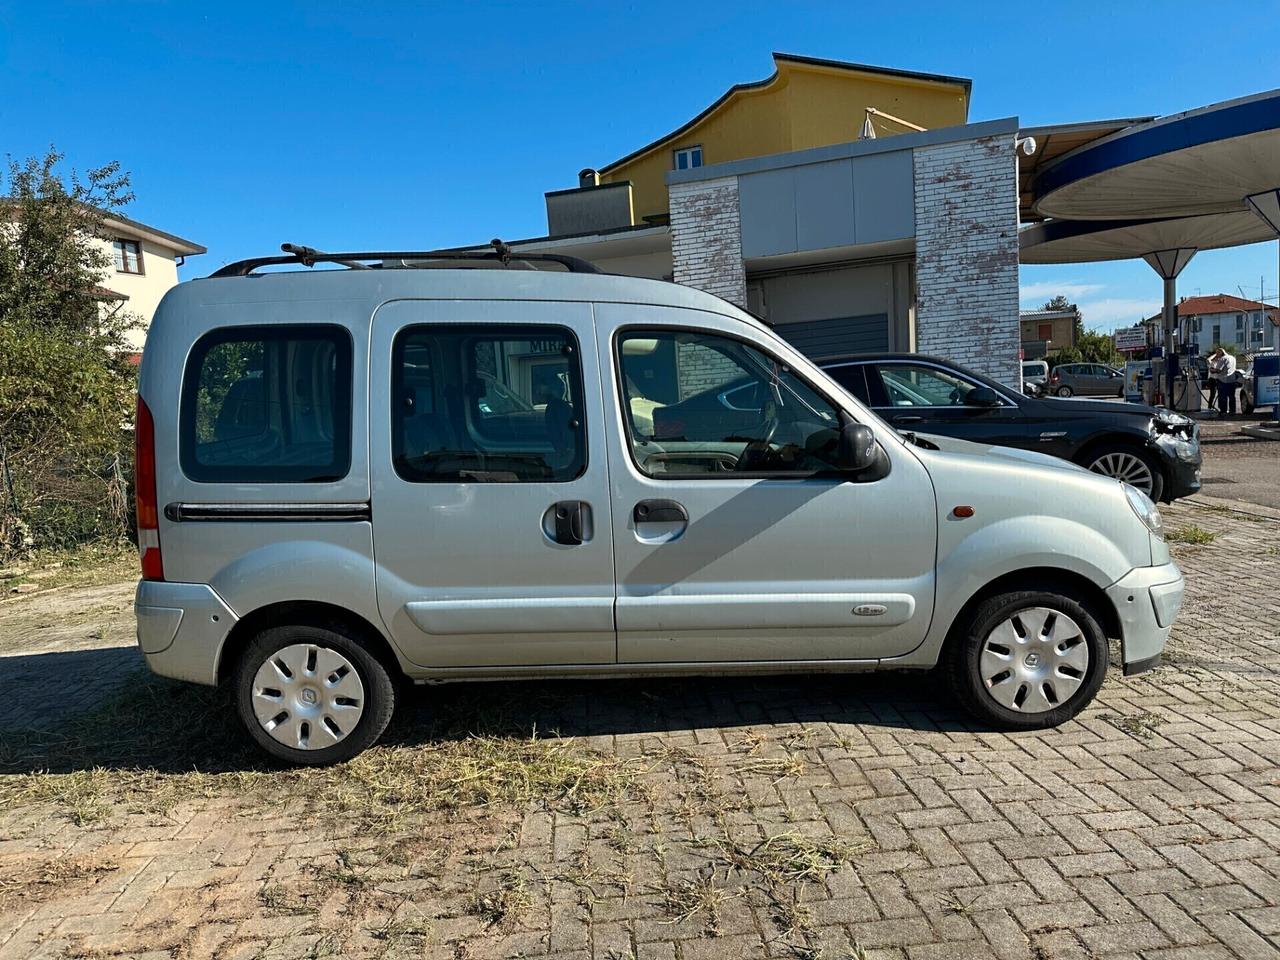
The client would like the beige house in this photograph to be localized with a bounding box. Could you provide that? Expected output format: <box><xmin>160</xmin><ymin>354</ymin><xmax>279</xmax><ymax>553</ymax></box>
<box><xmin>1019</xmin><ymin>307</ymin><xmax>1080</xmax><ymax>358</ymax></box>
<box><xmin>92</xmin><ymin>211</ymin><xmax>205</xmax><ymax>352</ymax></box>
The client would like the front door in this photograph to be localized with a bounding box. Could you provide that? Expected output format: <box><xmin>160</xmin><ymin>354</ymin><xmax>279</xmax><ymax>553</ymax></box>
<box><xmin>856</xmin><ymin>360</ymin><xmax>1028</xmax><ymax>449</ymax></box>
<box><xmin>370</xmin><ymin>300</ymin><xmax>615</xmax><ymax>668</ymax></box>
<box><xmin>598</xmin><ymin>305</ymin><xmax>937</xmax><ymax>664</ymax></box>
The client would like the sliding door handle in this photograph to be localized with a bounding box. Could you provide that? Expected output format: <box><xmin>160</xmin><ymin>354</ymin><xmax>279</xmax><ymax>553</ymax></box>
<box><xmin>547</xmin><ymin>500</ymin><xmax>588</xmax><ymax>545</ymax></box>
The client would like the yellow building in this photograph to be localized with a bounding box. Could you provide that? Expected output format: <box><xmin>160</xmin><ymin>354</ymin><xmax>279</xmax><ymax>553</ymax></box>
<box><xmin>591</xmin><ymin>52</ymin><xmax>970</xmax><ymax>226</ymax></box>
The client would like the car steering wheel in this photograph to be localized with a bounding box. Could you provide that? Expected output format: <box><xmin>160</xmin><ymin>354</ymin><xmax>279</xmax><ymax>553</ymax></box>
<box><xmin>735</xmin><ymin>398</ymin><xmax>780</xmax><ymax>470</ymax></box>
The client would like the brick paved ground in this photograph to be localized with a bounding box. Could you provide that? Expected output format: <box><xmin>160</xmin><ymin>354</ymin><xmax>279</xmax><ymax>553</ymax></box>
<box><xmin>2</xmin><ymin>500</ymin><xmax>1279</xmax><ymax>959</ymax></box>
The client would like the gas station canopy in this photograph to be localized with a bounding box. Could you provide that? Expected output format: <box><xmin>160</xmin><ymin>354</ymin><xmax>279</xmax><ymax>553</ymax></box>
<box><xmin>1020</xmin><ymin>209</ymin><xmax>1277</xmax><ymax>264</ymax></box>
<box><xmin>1032</xmin><ymin>90</ymin><xmax>1280</xmax><ymax>221</ymax></box>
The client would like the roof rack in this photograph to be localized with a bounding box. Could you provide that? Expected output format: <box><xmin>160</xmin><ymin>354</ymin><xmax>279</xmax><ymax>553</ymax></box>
<box><xmin>208</xmin><ymin>239</ymin><xmax>602</xmax><ymax>278</ymax></box>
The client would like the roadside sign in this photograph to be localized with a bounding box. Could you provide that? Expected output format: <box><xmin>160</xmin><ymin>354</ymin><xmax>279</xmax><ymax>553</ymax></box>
<box><xmin>1114</xmin><ymin>326</ymin><xmax>1147</xmax><ymax>352</ymax></box>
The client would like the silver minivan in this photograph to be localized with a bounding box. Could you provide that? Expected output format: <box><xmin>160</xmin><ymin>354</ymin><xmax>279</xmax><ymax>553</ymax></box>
<box><xmin>135</xmin><ymin>248</ymin><xmax>1183</xmax><ymax>765</ymax></box>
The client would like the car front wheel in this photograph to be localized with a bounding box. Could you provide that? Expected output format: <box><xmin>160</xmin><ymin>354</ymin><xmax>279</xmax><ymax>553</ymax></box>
<box><xmin>946</xmin><ymin>589</ymin><xmax>1108</xmax><ymax>730</ymax></box>
<box><xmin>1084</xmin><ymin>443</ymin><xmax>1164</xmax><ymax>501</ymax></box>
<box><xmin>234</xmin><ymin>622</ymin><xmax>396</xmax><ymax>766</ymax></box>
<box><xmin>1056</xmin><ymin>385</ymin><xmax>1073</xmax><ymax>397</ymax></box>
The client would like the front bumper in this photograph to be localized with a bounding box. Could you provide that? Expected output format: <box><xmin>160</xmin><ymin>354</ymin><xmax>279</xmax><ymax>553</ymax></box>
<box><xmin>135</xmin><ymin>580</ymin><xmax>238</xmax><ymax>686</ymax></box>
<box><xmin>1153</xmin><ymin>431</ymin><xmax>1202</xmax><ymax>501</ymax></box>
<box><xmin>1105</xmin><ymin>561</ymin><xmax>1184</xmax><ymax>675</ymax></box>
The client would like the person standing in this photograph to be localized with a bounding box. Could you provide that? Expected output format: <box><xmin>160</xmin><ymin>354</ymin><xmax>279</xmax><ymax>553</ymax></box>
<box><xmin>1208</xmin><ymin>347</ymin><xmax>1239</xmax><ymax>415</ymax></box>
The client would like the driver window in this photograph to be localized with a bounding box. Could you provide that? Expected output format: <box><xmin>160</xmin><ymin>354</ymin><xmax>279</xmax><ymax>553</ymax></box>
<box><xmin>875</xmin><ymin>364</ymin><xmax>979</xmax><ymax>407</ymax></box>
<box><xmin>616</xmin><ymin>330</ymin><xmax>842</xmax><ymax>478</ymax></box>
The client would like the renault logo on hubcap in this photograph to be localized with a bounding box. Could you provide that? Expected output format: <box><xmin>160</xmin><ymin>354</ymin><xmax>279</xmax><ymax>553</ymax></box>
<box><xmin>301</xmin><ymin>689</ymin><xmax>318</xmax><ymax>704</ymax></box>
<box><xmin>1024</xmin><ymin>653</ymin><xmax>1041</xmax><ymax>668</ymax></box>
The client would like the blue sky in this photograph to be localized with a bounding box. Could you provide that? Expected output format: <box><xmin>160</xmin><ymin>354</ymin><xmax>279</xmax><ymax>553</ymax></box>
<box><xmin>2</xmin><ymin>1</ymin><xmax>1277</xmax><ymax>332</ymax></box>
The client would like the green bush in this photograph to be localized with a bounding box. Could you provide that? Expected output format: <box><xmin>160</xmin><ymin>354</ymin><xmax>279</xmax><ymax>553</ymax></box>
<box><xmin>0</xmin><ymin>151</ymin><xmax>140</xmax><ymax>558</ymax></box>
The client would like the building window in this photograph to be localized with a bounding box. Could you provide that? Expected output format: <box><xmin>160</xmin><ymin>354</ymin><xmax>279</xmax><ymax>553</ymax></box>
<box><xmin>1237</xmin><ymin>314</ymin><xmax>1245</xmax><ymax>331</ymax></box>
<box><xmin>113</xmin><ymin>238</ymin><xmax>143</xmax><ymax>274</ymax></box>
<box><xmin>1037</xmin><ymin>323</ymin><xmax>1053</xmax><ymax>341</ymax></box>
<box><xmin>673</xmin><ymin>146</ymin><xmax>703</xmax><ymax>171</ymax></box>
<box><xmin>1213</xmin><ymin>324</ymin><xmax>1221</xmax><ymax>343</ymax></box>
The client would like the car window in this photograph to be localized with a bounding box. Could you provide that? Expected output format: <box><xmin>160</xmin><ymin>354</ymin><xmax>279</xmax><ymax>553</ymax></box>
<box><xmin>824</xmin><ymin>364</ymin><xmax>872</xmax><ymax>404</ymax></box>
<box><xmin>872</xmin><ymin>363</ymin><xmax>984</xmax><ymax>407</ymax></box>
<box><xmin>393</xmin><ymin>325</ymin><xmax>585</xmax><ymax>483</ymax></box>
<box><xmin>181</xmin><ymin>326</ymin><xmax>352</xmax><ymax>483</ymax></box>
<box><xmin>617</xmin><ymin>330</ymin><xmax>843</xmax><ymax>478</ymax></box>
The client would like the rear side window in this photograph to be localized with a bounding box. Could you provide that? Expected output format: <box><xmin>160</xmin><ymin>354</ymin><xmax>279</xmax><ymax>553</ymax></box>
<box><xmin>392</xmin><ymin>324</ymin><xmax>585</xmax><ymax>483</ymax></box>
<box><xmin>180</xmin><ymin>326</ymin><xmax>352</xmax><ymax>483</ymax></box>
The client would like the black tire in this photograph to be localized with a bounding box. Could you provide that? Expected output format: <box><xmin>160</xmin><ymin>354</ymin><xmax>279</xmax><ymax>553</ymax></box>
<box><xmin>234</xmin><ymin>622</ymin><xmax>396</xmax><ymax>766</ymax></box>
<box><xmin>945</xmin><ymin>588</ymin><xmax>1108</xmax><ymax>730</ymax></box>
<box><xmin>1081</xmin><ymin>441</ymin><xmax>1165</xmax><ymax>502</ymax></box>
<box><xmin>1056</xmin><ymin>385</ymin><xmax>1073</xmax><ymax>398</ymax></box>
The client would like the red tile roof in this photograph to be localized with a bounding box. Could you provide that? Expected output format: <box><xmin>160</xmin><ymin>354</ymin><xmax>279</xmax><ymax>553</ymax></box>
<box><xmin>1177</xmin><ymin>294</ymin><xmax>1277</xmax><ymax>322</ymax></box>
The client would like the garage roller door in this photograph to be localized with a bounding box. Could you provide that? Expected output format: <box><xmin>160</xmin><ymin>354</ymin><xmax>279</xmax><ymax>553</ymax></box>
<box><xmin>775</xmin><ymin>314</ymin><xmax>889</xmax><ymax>359</ymax></box>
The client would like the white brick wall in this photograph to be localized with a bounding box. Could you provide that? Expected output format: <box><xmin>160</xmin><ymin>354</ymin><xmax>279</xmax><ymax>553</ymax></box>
<box><xmin>913</xmin><ymin>135</ymin><xmax>1021</xmax><ymax>386</ymax></box>
<box><xmin>669</xmin><ymin>177</ymin><xmax>747</xmax><ymax>308</ymax></box>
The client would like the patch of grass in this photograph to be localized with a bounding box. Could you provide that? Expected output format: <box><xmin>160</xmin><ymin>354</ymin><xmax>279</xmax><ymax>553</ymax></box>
<box><xmin>0</xmin><ymin>855</ymin><xmax>119</xmax><ymax>910</ymax></box>
<box><xmin>1</xmin><ymin>540</ymin><xmax>136</xmax><ymax>594</ymax></box>
<box><xmin>0</xmin><ymin>676</ymin><xmax>650</xmax><ymax>831</ymax></box>
<box><xmin>659</xmin><ymin>870</ymin><xmax>739</xmax><ymax>934</ymax></box>
<box><xmin>1100</xmin><ymin>710</ymin><xmax>1166</xmax><ymax>740</ymax></box>
<box><xmin>1166</xmin><ymin>525</ymin><xmax>1217</xmax><ymax>545</ymax></box>
<box><xmin>733</xmin><ymin>755</ymin><xmax>807</xmax><ymax>782</ymax></box>
<box><xmin>466</xmin><ymin>867</ymin><xmax>531</xmax><ymax>930</ymax></box>
<box><xmin>721</xmin><ymin>832</ymin><xmax>872</xmax><ymax>886</ymax></box>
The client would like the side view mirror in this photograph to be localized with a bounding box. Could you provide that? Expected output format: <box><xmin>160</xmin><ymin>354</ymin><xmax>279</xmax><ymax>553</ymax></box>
<box><xmin>967</xmin><ymin>386</ymin><xmax>1002</xmax><ymax>407</ymax></box>
<box><xmin>837</xmin><ymin>422</ymin><xmax>880</xmax><ymax>473</ymax></box>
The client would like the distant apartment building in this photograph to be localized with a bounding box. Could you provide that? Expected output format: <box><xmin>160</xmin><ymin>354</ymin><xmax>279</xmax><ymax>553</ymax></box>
<box><xmin>1157</xmin><ymin>294</ymin><xmax>1279</xmax><ymax>355</ymax></box>
<box><xmin>93</xmin><ymin>210</ymin><xmax>205</xmax><ymax>352</ymax></box>
<box><xmin>1018</xmin><ymin>306</ymin><xmax>1080</xmax><ymax>358</ymax></box>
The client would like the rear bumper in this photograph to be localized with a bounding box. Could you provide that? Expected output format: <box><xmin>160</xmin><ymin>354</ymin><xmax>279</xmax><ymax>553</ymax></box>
<box><xmin>1105</xmin><ymin>561</ymin><xmax>1184</xmax><ymax>673</ymax></box>
<box><xmin>135</xmin><ymin>580</ymin><xmax>237</xmax><ymax>686</ymax></box>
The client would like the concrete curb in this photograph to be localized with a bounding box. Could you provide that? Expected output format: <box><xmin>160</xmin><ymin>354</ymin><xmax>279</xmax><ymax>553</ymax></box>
<box><xmin>1183</xmin><ymin>492</ymin><xmax>1280</xmax><ymax>522</ymax></box>
<box><xmin>1241</xmin><ymin>423</ymin><xmax>1280</xmax><ymax>441</ymax></box>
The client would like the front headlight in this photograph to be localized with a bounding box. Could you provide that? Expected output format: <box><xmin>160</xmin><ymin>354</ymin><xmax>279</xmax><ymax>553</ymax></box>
<box><xmin>1153</xmin><ymin>408</ymin><xmax>1193</xmax><ymax>433</ymax></box>
<box><xmin>1124</xmin><ymin>483</ymin><xmax>1164</xmax><ymax>540</ymax></box>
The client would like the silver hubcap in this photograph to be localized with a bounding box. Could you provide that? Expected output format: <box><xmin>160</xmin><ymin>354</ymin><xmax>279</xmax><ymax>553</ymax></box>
<box><xmin>251</xmin><ymin>644</ymin><xmax>365</xmax><ymax>750</ymax></box>
<box><xmin>979</xmin><ymin>607</ymin><xmax>1089</xmax><ymax>713</ymax></box>
<box><xmin>1089</xmin><ymin>452</ymin><xmax>1154</xmax><ymax>494</ymax></box>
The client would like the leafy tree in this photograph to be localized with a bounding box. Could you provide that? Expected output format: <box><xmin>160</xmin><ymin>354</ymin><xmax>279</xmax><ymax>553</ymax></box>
<box><xmin>0</xmin><ymin>149</ymin><xmax>142</xmax><ymax>556</ymax></box>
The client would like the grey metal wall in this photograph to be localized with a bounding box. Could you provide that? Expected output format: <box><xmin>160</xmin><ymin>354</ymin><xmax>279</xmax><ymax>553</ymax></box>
<box><xmin>774</xmin><ymin>315</ymin><xmax>890</xmax><ymax>358</ymax></box>
<box><xmin>737</xmin><ymin>150</ymin><xmax>914</xmax><ymax>259</ymax></box>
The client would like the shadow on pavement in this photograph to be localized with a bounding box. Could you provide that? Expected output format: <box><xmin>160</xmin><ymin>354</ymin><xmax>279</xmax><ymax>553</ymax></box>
<box><xmin>0</xmin><ymin>644</ymin><xmax>974</xmax><ymax>777</ymax></box>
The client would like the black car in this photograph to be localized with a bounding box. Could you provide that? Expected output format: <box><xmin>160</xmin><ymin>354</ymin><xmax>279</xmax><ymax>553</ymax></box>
<box><xmin>818</xmin><ymin>354</ymin><xmax>1201</xmax><ymax>502</ymax></box>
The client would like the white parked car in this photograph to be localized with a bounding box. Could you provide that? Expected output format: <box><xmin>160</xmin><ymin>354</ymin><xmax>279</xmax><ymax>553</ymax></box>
<box><xmin>133</xmin><ymin>245</ymin><xmax>1183</xmax><ymax>764</ymax></box>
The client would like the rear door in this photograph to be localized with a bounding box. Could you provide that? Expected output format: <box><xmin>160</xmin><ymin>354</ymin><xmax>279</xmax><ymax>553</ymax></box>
<box><xmin>369</xmin><ymin>299</ymin><xmax>616</xmax><ymax>668</ymax></box>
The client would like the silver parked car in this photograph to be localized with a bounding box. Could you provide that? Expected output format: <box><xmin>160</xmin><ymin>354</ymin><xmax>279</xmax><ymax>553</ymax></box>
<box><xmin>1049</xmin><ymin>362</ymin><xmax>1126</xmax><ymax>398</ymax></box>
<box><xmin>134</xmin><ymin>246</ymin><xmax>1182</xmax><ymax>765</ymax></box>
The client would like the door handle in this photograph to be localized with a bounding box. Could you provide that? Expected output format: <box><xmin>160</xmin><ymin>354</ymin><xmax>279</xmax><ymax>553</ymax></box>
<box><xmin>634</xmin><ymin>499</ymin><xmax>688</xmax><ymax>524</ymax></box>
<box><xmin>549</xmin><ymin>500</ymin><xmax>587</xmax><ymax>545</ymax></box>
<box><xmin>893</xmin><ymin>415</ymin><xmax>925</xmax><ymax>425</ymax></box>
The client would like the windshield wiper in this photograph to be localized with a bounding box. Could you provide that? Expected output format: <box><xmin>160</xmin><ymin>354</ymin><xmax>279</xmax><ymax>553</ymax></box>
<box><xmin>901</xmin><ymin>431</ymin><xmax>938</xmax><ymax>450</ymax></box>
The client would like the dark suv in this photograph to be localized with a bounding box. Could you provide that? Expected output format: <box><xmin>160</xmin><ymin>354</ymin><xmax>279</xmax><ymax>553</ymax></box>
<box><xmin>819</xmin><ymin>354</ymin><xmax>1201</xmax><ymax>502</ymax></box>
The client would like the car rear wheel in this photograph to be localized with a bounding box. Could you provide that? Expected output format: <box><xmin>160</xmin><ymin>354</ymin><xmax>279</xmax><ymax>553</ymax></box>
<box><xmin>1084</xmin><ymin>443</ymin><xmax>1164</xmax><ymax>501</ymax></box>
<box><xmin>946</xmin><ymin>589</ymin><xmax>1108</xmax><ymax>730</ymax></box>
<box><xmin>234</xmin><ymin>623</ymin><xmax>396</xmax><ymax>766</ymax></box>
<box><xmin>1056</xmin><ymin>385</ymin><xmax>1073</xmax><ymax>397</ymax></box>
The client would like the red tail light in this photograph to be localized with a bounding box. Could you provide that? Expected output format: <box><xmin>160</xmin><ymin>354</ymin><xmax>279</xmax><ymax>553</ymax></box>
<box><xmin>134</xmin><ymin>395</ymin><xmax>164</xmax><ymax>581</ymax></box>
<box><xmin>1050</xmin><ymin>371</ymin><xmax>1059</xmax><ymax>383</ymax></box>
